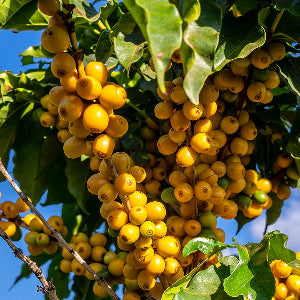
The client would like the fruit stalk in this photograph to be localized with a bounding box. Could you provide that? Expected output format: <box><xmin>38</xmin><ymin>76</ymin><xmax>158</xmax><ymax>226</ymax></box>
<box><xmin>105</xmin><ymin>158</ymin><xmax>132</xmax><ymax>213</ymax></box>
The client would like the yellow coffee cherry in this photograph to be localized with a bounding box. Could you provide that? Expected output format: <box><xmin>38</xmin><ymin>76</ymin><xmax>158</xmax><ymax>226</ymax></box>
<box><xmin>250</xmin><ymin>48</ymin><xmax>271</xmax><ymax>69</ymax></box>
<box><xmin>267</xmin><ymin>43</ymin><xmax>286</xmax><ymax>61</ymax></box>
<box><xmin>247</xmin><ymin>82</ymin><xmax>266</xmax><ymax>102</ymax></box>
<box><xmin>230</xmin><ymin>137</ymin><xmax>248</xmax><ymax>156</ymax></box>
<box><xmin>264</xmin><ymin>70</ymin><xmax>280</xmax><ymax>89</ymax></box>
<box><xmin>220</xmin><ymin>116</ymin><xmax>239</xmax><ymax>134</ymax></box>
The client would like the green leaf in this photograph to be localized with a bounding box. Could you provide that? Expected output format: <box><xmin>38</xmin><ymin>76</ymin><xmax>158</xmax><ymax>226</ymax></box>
<box><xmin>230</xmin><ymin>0</ymin><xmax>259</xmax><ymax>17</ymax></box>
<box><xmin>109</xmin><ymin>12</ymin><xmax>136</xmax><ymax>39</ymax></box>
<box><xmin>20</xmin><ymin>45</ymin><xmax>49</xmax><ymax>58</ymax></box>
<box><xmin>272</xmin><ymin>0</ymin><xmax>300</xmax><ymax>15</ymax></box>
<box><xmin>105</xmin><ymin>56</ymin><xmax>119</xmax><ymax>73</ymax></box>
<box><xmin>124</xmin><ymin>0</ymin><xmax>182</xmax><ymax>93</ymax></box>
<box><xmin>276</xmin><ymin>56</ymin><xmax>300</xmax><ymax>97</ymax></box>
<box><xmin>182</xmin><ymin>237</ymin><xmax>233</xmax><ymax>257</ymax></box>
<box><xmin>289</xmin><ymin>259</ymin><xmax>300</xmax><ymax>269</ymax></box>
<box><xmin>95</xmin><ymin>29</ymin><xmax>112</xmax><ymax>63</ymax></box>
<box><xmin>47</xmin><ymin>253</ymin><xmax>70</xmax><ymax>299</ymax></box>
<box><xmin>268</xmin><ymin>232</ymin><xmax>296</xmax><ymax>263</ymax></box>
<box><xmin>174</xmin><ymin>265</ymin><xmax>222</xmax><ymax>300</ymax></box>
<box><xmin>99</xmin><ymin>0</ymin><xmax>118</xmax><ymax>22</ymax></box>
<box><xmin>72</xmin><ymin>0</ymin><xmax>100</xmax><ymax>23</ymax></box>
<box><xmin>0</xmin><ymin>103</ymin><xmax>27</xmax><ymax>181</ymax></box>
<box><xmin>181</xmin><ymin>1</ymin><xmax>222</xmax><ymax>104</ymax></box>
<box><xmin>13</xmin><ymin>115</ymin><xmax>49</xmax><ymax>205</ymax></box>
<box><xmin>43</xmin><ymin>154</ymin><xmax>75</xmax><ymax>206</ymax></box>
<box><xmin>265</xmin><ymin>191</ymin><xmax>284</xmax><ymax>231</ymax></box>
<box><xmin>162</xmin><ymin>269</ymin><xmax>197</xmax><ymax>300</ymax></box>
<box><xmin>234</xmin><ymin>210</ymin><xmax>254</xmax><ymax>234</ymax></box>
<box><xmin>224</xmin><ymin>241</ymin><xmax>275</xmax><ymax>299</ymax></box>
<box><xmin>123</xmin><ymin>0</ymin><xmax>148</xmax><ymax>40</ymax></box>
<box><xmin>286</xmin><ymin>112</ymin><xmax>300</xmax><ymax>158</ymax></box>
<box><xmin>275</xmin><ymin>12</ymin><xmax>300</xmax><ymax>43</ymax></box>
<box><xmin>179</xmin><ymin>0</ymin><xmax>201</xmax><ymax>24</ymax></box>
<box><xmin>65</xmin><ymin>157</ymin><xmax>91</xmax><ymax>215</ymax></box>
<box><xmin>0</xmin><ymin>1</ymin><xmax>49</xmax><ymax>31</ymax></box>
<box><xmin>62</xmin><ymin>203</ymin><xmax>77</xmax><ymax>241</ymax></box>
<box><xmin>214</xmin><ymin>9</ymin><xmax>266</xmax><ymax>71</ymax></box>
<box><xmin>114</xmin><ymin>33</ymin><xmax>146</xmax><ymax>73</ymax></box>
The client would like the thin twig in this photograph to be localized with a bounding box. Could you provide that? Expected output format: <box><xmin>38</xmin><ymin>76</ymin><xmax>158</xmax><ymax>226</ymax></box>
<box><xmin>0</xmin><ymin>226</ymin><xmax>59</xmax><ymax>300</ymax></box>
<box><xmin>0</xmin><ymin>158</ymin><xmax>120</xmax><ymax>300</ymax></box>
<box><xmin>105</xmin><ymin>158</ymin><xmax>131</xmax><ymax>214</ymax></box>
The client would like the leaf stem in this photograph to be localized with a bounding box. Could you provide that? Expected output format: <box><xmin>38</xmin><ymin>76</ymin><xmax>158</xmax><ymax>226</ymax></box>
<box><xmin>270</xmin><ymin>10</ymin><xmax>285</xmax><ymax>34</ymax></box>
<box><xmin>0</xmin><ymin>158</ymin><xmax>120</xmax><ymax>300</ymax></box>
<box><xmin>125</xmin><ymin>99</ymin><xmax>149</xmax><ymax>120</ymax></box>
<box><xmin>98</xmin><ymin>20</ymin><xmax>107</xmax><ymax>31</ymax></box>
<box><xmin>265</xmin><ymin>10</ymin><xmax>285</xmax><ymax>46</ymax></box>
<box><xmin>104</xmin><ymin>19</ymin><xmax>111</xmax><ymax>30</ymax></box>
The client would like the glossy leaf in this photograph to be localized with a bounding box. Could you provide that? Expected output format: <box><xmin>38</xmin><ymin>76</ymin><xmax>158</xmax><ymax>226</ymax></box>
<box><xmin>13</xmin><ymin>115</ymin><xmax>49</xmax><ymax>205</ymax></box>
<box><xmin>99</xmin><ymin>0</ymin><xmax>118</xmax><ymax>22</ymax></box>
<box><xmin>286</xmin><ymin>111</ymin><xmax>300</xmax><ymax>158</ymax></box>
<box><xmin>230</xmin><ymin>0</ymin><xmax>259</xmax><ymax>17</ymax></box>
<box><xmin>65</xmin><ymin>157</ymin><xmax>91</xmax><ymax>215</ymax></box>
<box><xmin>43</xmin><ymin>155</ymin><xmax>75</xmax><ymax>206</ymax></box>
<box><xmin>181</xmin><ymin>1</ymin><xmax>222</xmax><ymax>104</ymax></box>
<box><xmin>179</xmin><ymin>0</ymin><xmax>201</xmax><ymax>24</ymax></box>
<box><xmin>62</xmin><ymin>203</ymin><xmax>77</xmax><ymax>241</ymax></box>
<box><xmin>268</xmin><ymin>232</ymin><xmax>296</xmax><ymax>263</ymax></box>
<box><xmin>224</xmin><ymin>241</ymin><xmax>275</xmax><ymax>299</ymax></box>
<box><xmin>114</xmin><ymin>33</ymin><xmax>146</xmax><ymax>73</ymax></box>
<box><xmin>0</xmin><ymin>102</ymin><xmax>27</xmax><ymax>181</ymax></box>
<box><xmin>72</xmin><ymin>0</ymin><xmax>100</xmax><ymax>23</ymax></box>
<box><xmin>47</xmin><ymin>253</ymin><xmax>70</xmax><ymax>299</ymax></box>
<box><xmin>174</xmin><ymin>265</ymin><xmax>222</xmax><ymax>300</ymax></box>
<box><xmin>183</xmin><ymin>237</ymin><xmax>233</xmax><ymax>257</ymax></box>
<box><xmin>124</xmin><ymin>0</ymin><xmax>182</xmax><ymax>93</ymax></box>
<box><xmin>109</xmin><ymin>12</ymin><xmax>136</xmax><ymax>39</ymax></box>
<box><xmin>95</xmin><ymin>29</ymin><xmax>112</xmax><ymax>63</ymax></box>
<box><xmin>214</xmin><ymin>10</ymin><xmax>266</xmax><ymax>71</ymax></box>
<box><xmin>234</xmin><ymin>210</ymin><xmax>254</xmax><ymax>234</ymax></box>
<box><xmin>276</xmin><ymin>12</ymin><xmax>300</xmax><ymax>43</ymax></box>
<box><xmin>0</xmin><ymin>0</ymin><xmax>48</xmax><ymax>31</ymax></box>
<box><xmin>272</xmin><ymin>0</ymin><xmax>300</xmax><ymax>15</ymax></box>
<box><xmin>276</xmin><ymin>56</ymin><xmax>300</xmax><ymax>97</ymax></box>
<box><xmin>289</xmin><ymin>259</ymin><xmax>300</xmax><ymax>269</ymax></box>
<box><xmin>162</xmin><ymin>268</ymin><xmax>198</xmax><ymax>300</ymax></box>
<box><xmin>265</xmin><ymin>191</ymin><xmax>284</xmax><ymax>232</ymax></box>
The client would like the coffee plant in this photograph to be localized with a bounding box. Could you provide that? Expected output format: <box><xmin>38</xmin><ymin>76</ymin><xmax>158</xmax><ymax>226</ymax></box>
<box><xmin>0</xmin><ymin>0</ymin><xmax>300</xmax><ymax>299</ymax></box>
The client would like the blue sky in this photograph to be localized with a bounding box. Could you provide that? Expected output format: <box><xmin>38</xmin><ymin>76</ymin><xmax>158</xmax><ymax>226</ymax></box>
<box><xmin>0</xmin><ymin>22</ymin><xmax>299</xmax><ymax>300</ymax></box>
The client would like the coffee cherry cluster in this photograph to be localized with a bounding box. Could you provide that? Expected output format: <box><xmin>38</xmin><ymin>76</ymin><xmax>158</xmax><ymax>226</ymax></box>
<box><xmin>270</xmin><ymin>255</ymin><xmax>300</xmax><ymax>299</ymax></box>
<box><xmin>86</xmin><ymin>151</ymin><xmax>224</xmax><ymax>297</ymax></box>
<box><xmin>24</xmin><ymin>215</ymin><xmax>66</xmax><ymax>256</ymax></box>
<box><xmin>0</xmin><ymin>192</ymin><xmax>32</xmax><ymax>239</ymax></box>
<box><xmin>60</xmin><ymin>231</ymin><xmax>112</xmax><ymax>297</ymax></box>
<box><xmin>38</xmin><ymin>1</ymin><xmax>128</xmax><ymax>170</ymax></box>
<box><xmin>148</xmin><ymin>40</ymin><xmax>295</xmax><ymax>224</ymax></box>
<box><xmin>59</xmin><ymin>230</ymin><xmax>143</xmax><ymax>298</ymax></box>
<box><xmin>271</xmin><ymin>152</ymin><xmax>299</xmax><ymax>200</ymax></box>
